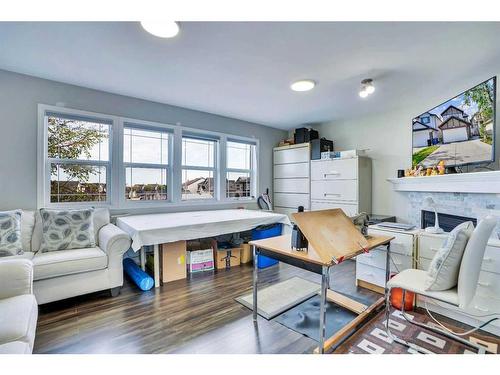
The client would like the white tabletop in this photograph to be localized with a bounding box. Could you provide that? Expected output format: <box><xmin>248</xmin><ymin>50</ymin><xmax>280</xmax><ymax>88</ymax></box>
<box><xmin>116</xmin><ymin>209</ymin><xmax>291</xmax><ymax>251</ymax></box>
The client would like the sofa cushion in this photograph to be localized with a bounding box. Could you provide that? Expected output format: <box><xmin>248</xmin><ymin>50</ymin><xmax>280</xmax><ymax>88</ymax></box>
<box><xmin>32</xmin><ymin>247</ymin><xmax>107</xmax><ymax>281</ymax></box>
<box><xmin>425</xmin><ymin>221</ymin><xmax>474</xmax><ymax>291</ymax></box>
<box><xmin>0</xmin><ymin>341</ymin><xmax>31</xmax><ymax>354</ymax></box>
<box><xmin>0</xmin><ymin>210</ymin><xmax>23</xmax><ymax>257</ymax></box>
<box><xmin>32</xmin><ymin>208</ymin><xmax>109</xmax><ymax>252</ymax></box>
<box><xmin>0</xmin><ymin>294</ymin><xmax>38</xmax><ymax>349</ymax></box>
<box><xmin>39</xmin><ymin>208</ymin><xmax>96</xmax><ymax>252</ymax></box>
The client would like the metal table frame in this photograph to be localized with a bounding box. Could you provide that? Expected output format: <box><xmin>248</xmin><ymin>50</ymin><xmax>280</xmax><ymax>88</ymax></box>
<box><xmin>252</xmin><ymin>241</ymin><xmax>391</xmax><ymax>354</ymax></box>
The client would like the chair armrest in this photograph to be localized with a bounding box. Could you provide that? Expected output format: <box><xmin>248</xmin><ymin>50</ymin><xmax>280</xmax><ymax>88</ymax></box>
<box><xmin>0</xmin><ymin>259</ymin><xmax>34</xmax><ymax>300</ymax></box>
<box><xmin>98</xmin><ymin>223</ymin><xmax>131</xmax><ymax>257</ymax></box>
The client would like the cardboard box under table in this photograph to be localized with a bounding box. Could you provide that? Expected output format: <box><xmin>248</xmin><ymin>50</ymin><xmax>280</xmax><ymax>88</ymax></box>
<box><xmin>187</xmin><ymin>240</ymin><xmax>215</xmax><ymax>273</ymax></box>
<box><xmin>160</xmin><ymin>241</ymin><xmax>187</xmax><ymax>283</ymax></box>
<box><xmin>214</xmin><ymin>242</ymin><xmax>241</xmax><ymax>270</ymax></box>
<box><xmin>249</xmin><ymin>208</ymin><xmax>394</xmax><ymax>354</ymax></box>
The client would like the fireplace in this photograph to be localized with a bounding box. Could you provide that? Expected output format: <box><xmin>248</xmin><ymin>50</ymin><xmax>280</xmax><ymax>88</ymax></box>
<box><xmin>421</xmin><ymin>210</ymin><xmax>477</xmax><ymax>232</ymax></box>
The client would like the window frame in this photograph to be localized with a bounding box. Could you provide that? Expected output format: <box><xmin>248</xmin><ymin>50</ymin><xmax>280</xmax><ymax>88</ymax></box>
<box><xmin>224</xmin><ymin>138</ymin><xmax>257</xmax><ymax>200</ymax></box>
<box><xmin>38</xmin><ymin>104</ymin><xmax>259</xmax><ymax>210</ymax></box>
<box><xmin>120</xmin><ymin>119</ymin><xmax>175</xmax><ymax>208</ymax></box>
<box><xmin>37</xmin><ymin>105</ymin><xmax>116</xmax><ymax>208</ymax></box>
<box><xmin>180</xmin><ymin>133</ymin><xmax>219</xmax><ymax>202</ymax></box>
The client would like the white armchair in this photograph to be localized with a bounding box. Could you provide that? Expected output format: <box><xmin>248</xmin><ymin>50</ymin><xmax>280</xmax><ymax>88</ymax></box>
<box><xmin>0</xmin><ymin>259</ymin><xmax>38</xmax><ymax>354</ymax></box>
<box><xmin>385</xmin><ymin>216</ymin><xmax>497</xmax><ymax>354</ymax></box>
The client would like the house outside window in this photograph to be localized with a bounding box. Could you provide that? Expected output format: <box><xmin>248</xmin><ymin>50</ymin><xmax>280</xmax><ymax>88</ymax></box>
<box><xmin>420</xmin><ymin>116</ymin><xmax>430</xmax><ymax>124</ymax></box>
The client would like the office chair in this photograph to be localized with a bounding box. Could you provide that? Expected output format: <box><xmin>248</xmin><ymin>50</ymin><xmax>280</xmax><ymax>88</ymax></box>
<box><xmin>384</xmin><ymin>216</ymin><xmax>497</xmax><ymax>354</ymax></box>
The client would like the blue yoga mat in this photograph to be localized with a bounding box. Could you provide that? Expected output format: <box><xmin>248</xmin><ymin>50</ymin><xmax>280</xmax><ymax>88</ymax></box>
<box><xmin>123</xmin><ymin>258</ymin><xmax>154</xmax><ymax>291</ymax></box>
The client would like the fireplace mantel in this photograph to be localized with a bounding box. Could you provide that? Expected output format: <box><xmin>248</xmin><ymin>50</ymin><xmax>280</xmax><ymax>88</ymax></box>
<box><xmin>387</xmin><ymin>170</ymin><xmax>500</xmax><ymax>194</ymax></box>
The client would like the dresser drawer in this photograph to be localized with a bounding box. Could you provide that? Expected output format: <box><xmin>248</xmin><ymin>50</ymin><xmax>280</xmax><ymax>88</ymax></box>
<box><xmin>311</xmin><ymin>180</ymin><xmax>357</xmax><ymax>201</ymax></box>
<box><xmin>311</xmin><ymin>159</ymin><xmax>357</xmax><ymax>181</ymax></box>
<box><xmin>310</xmin><ymin>200</ymin><xmax>358</xmax><ymax>216</ymax></box>
<box><xmin>356</xmin><ymin>263</ymin><xmax>386</xmax><ymax>288</ymax></box>
<box><xmin>274</xmin><ymin>193</ymin><xmax>310</xmax><ymax>209</ymax></box>
<box><xmin>418</xmin><ymin>234</ymin><xmax>446</xmax><ymax>260</ymax></box>
<box><xmin>476</xmin><ymin>270</ymin><xmax>500</xmax><ymax>300</ymax></box>
<box><xmin>274</xmin><ymin>147</ymin><xmax>309</xmax><ymax>164</ymax></box>
<box><xmin>418</xmin><ymin>257</ymin><xmax>431</xmax><ymax>271</ymax></box>
<box><xmin>274</xmin><ymin>163</ymin><xmax>309</xmax><ymax>179</ymax></box>
<box><xmin>368</xmin><ymin>228</ymin><xmax>414</xmax><ymax>257</ymax></box>
<box><xmin>481</xmin><ymin>245</ymin><xmax>500</xmax><ymax>275</ymax></box>
<box><xmin>356</xmin><ymin>249</ymin><xmax>413</xmax><ymax>272</ymax></box>
<box><xmin>274</xmin><ymin>178</ymin><xmax>309</xmax><ymax>194</ymax></box>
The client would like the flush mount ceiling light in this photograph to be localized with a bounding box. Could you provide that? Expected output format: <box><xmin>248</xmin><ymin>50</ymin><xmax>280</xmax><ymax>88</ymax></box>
<box><xmin>141</xmin><ymin>21</ymin><xmax>180</xmax><ymax>38</ymax></box>
<box><xmin>291</xmin><ymin>79</ymin><xmax>316</xmax><ymax>92</ymax></box>
<box><xmin>359</xmin><ymin>78</ymin><xmax>375</xmax><ymax>98</ymax></box>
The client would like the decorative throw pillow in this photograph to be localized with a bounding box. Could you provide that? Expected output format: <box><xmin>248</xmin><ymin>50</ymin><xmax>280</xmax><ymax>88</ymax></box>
<box><xmin>0</xmin><ymin>210</ymin><xmax>23</xmax><ymax>257</ymax></box>
<box><xmin>39</xmin><ymin>208</ymin><xmax>96</xmax><ymax>252</ymax></box>
<box><xmin>425</xmin><ymin>221</ymin><xmax>474</xmax><ymax>291</ymax></box>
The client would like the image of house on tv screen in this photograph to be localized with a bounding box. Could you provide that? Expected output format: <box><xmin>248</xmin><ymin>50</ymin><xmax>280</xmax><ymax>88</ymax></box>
<box><xmin>412</xmin><ymin>77</ymin><xmax>495</xmax><ymax>168</ymax></box>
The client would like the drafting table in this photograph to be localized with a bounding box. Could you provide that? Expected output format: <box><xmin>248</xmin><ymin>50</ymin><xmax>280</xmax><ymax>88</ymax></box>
<box><xmin>249</xmin><ymin>209</ymin><xmax>393</xmax><ymax>354</ymax></box>
<box><xmin>116</xmin><ymin>209</ymin><xmax>290</xmax><ymax>287</ymax></box>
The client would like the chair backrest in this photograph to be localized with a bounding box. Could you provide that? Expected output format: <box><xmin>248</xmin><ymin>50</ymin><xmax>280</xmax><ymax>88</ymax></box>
<box><xmin>457</xmin><ymin>215</ymin><xmax>497</xmax><ymax>308</ymax></box>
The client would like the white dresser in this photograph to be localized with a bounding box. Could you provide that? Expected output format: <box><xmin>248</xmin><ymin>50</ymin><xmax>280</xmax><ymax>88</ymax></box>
<box><xmin>310</xmin><ymin>157</ymin><xmax>371</xmax><ymax>216</ymax></box>
<box><xmin>418</xmin><ymin>232</ymin><xmax>500</xmax><ymax>336</ymax></box>
<box><xmin>356</xmin><ymin>226</ymin><xmax>418</xmax><ymax>292</ymax></box>
<box><xmin>273</xmin><ymin>143</ymin><xmax>310</xmax><ymax>218</ymax></box>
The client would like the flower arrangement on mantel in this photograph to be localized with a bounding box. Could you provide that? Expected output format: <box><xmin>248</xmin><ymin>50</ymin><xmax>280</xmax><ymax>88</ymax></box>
<box><xmin>405</xmin><ymin>160</ymin><xmax>446</xmax><ymax>177</ymax></box>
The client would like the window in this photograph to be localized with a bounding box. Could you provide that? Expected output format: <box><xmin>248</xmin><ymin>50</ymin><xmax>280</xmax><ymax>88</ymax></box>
<box><xmin>226</xmin><ymin>140</ymin><xmax>256</xmax><ymax>199</ymax></box>
<box><xmin>421</xmin><ymin>116</ymin><xmax>430</xmax><ymax>124</ymax></box>
<box><xmin>46</xmin><ymin>112</ymin><xmax>111</xmax><ymax>203</ymax></box>
<box><xmin>181</xmin><ymin>135</ymin><xmax>217</xmax><ymax>200</ymax></box>
<box><xmin>124</xmin><ymin>126</ymin><xmax>170</xmax><ymax>201</ymax></box>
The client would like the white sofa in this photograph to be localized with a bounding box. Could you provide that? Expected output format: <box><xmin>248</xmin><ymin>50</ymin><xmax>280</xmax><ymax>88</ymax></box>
<box><xmin>0</xmin><ymin>259</ymin><xmax>38</xmax><ymax>354</ymax></box>
<box><xmin>2</xmin><ymin>208</ymin><xmax>131</xmax><ymax>304</ymax></box>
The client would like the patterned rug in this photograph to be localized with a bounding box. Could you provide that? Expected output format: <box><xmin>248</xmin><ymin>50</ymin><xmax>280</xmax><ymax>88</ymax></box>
<box><xmin>334</xmin><ymin>307</ymin><xmax>500</xmax><ymax>354</ymax></box>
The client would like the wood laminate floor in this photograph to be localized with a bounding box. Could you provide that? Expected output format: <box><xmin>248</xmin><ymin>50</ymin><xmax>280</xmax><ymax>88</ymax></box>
<box><xmin>35</xmin><ymin>260</ymin><xmax>377</xmax><ymax>354</ymax></box>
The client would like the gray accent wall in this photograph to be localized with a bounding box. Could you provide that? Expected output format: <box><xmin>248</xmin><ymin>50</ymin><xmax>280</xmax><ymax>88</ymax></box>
<box><xmin>0</xmin><ymin>69</ymin><xmax>286</xmax><ymax>212</ymax></box>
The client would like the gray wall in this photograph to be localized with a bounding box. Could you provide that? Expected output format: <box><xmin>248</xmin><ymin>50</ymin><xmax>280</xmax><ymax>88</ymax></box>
<box><xmin>0</xmin><ymin>69</ymin><xmax>286</xmax><ymax>212</ymax></box>
<box><xmin>317</xmin><ymin>76</ymin><xmax>500</xmax><ymax>222</ymax></box>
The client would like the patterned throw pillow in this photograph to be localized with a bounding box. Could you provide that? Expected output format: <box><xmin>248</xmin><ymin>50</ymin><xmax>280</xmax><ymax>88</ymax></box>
<box><xmin>39</xmin><ymin>208</ymin><xmax>96</xmax><ymax>252</ymax></box>
<box><xmin>425</xmin><ymin>221</ymin><xmax>474</xmax><ymax>291</ymax></box>
<box><xmin>0</xmin><ymin>210</ymin><xmax>23</xmax><ymax>257</ymax></box>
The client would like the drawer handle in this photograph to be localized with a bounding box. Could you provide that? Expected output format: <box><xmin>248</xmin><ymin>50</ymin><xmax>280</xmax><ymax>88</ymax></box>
<box><xmin>430</xmin><ymin>247</ymin><xmax>440</xmax><ymax>252</ymax></box>
<box><xmin>324</xmin><ymin>172</ymin><xmax>340</xmax><ymax>177</ymax></box>
<box><xmin>324</xmin><ymin>193</ymin><xmax>341</xmax><ymax>197</ymax></box>
<box><xmin>474</xmin><ymin>305</ymin><xmax>489</xmax><ymax>312</ymax></box>
<box><xmin>483</xmin><ymin>257</ymin><xmax>493</xmax><ymax>263</ymax></box>
<box><xmin>367</xmin><ymin>272</ymin><xmax>374</xmax><ymax>277</ymax></box>
<box><xmin>478</xmin><ymin>281</ymin><xmax>491</xmax><ymax>287</ymax></box>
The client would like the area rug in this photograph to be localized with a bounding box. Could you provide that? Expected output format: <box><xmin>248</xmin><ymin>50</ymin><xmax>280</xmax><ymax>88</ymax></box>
<box><xmin>236</xmin><ymin>277</ymin><xmax>319</xmax><ymax>319</ymax></box>
<box><xmin>274</xmin><ymin>292</ymin><xmax>375</xmax><ymax>343</ymax></box>
<box><xmin>334</xmin><ymin>307</ymin><xmax>500</xmax><ymax>354</ymax></box>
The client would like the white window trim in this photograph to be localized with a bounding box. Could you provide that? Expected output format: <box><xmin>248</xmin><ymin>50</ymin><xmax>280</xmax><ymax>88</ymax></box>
<box><xmin>37</xmin><ymin>104</ymin><xmax>260</xmax><ymax>210</ymax></box>
<box><xmin>224</xmin><ymin>138</ymin><xmax>258</xmax><ymax>201</ymax></box>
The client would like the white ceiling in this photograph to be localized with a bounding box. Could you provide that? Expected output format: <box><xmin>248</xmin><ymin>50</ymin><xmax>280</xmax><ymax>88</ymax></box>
<box><xmin>1</xmin><ymin>22</ymin><xmax>500</xmax><ymax>130</ymax></box>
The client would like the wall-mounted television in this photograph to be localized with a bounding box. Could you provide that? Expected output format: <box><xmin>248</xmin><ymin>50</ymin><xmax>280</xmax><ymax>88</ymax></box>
<box><xmin>412</xmin><ymin>77</ymin><xmax>496</xmax><ymax>169</ymax></box>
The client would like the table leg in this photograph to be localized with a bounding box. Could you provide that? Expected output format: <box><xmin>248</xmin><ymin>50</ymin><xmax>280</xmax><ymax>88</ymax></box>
<box><xmin>384</xmin><ymin>242</ymin><xmax>392</xmax><ymax>331</ymax></box>
<box><xmin>318</xmin><ymin>265</ymin><xmax>329</xmax><ymax>354</ymax></box>
<box><xmin>140</xmin><ymin>247</ymin><xmax>146</xmax><ymax>271</ymax></box>
<box><xmin>153</xmin><ymin>244</ymin><xmax>160</xmax><ymax>288</ymax></box>
<box><xmin>253</xmin><ymin>245</ymin><xmax>258</xmax><ymax>322</ymax></box>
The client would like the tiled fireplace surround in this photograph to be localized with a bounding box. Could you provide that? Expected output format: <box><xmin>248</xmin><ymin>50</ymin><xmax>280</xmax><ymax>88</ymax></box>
<box><xmin>406</xmin><ymin>191</ymin><xmax>500</xmax><ymax>237</ymax></box>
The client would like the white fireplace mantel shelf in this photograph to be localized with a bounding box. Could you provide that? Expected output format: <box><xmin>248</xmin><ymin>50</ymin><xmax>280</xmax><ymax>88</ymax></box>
<box><xmin>387</xmin><ymin>170</ymin><xmax>500</xmax><ymax>194</ymax></box>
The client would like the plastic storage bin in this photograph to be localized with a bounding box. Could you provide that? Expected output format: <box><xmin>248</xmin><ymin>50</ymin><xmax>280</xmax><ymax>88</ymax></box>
<box><xmin>251</xmin><ymin>223</ymin><xmax>283</xmax><ymax>268</ymax></box>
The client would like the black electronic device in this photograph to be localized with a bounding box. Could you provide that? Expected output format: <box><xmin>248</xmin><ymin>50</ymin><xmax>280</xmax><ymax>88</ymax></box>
<box><xmin>291</xmin><ymin>206</ymin><xmax>308</xmax><ymax>251</ymax></box>
<box><xmin>311</xmin><ymin>138</ymin><xmax>334</xmax><ymax>160</ymax></box>
<box><xmin>294</xmin><ymin>127</ymin><xmax>319</xmax><ymax>144</ymax></box>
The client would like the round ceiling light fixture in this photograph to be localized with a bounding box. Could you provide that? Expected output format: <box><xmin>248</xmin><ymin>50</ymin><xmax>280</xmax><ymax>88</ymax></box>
<box><xmin>359</xmin><ymin>78</ymin><xmax>375</xmax><ymax>98</ymax></box>
<box><xmin>291</xmin><ymin>79</ymin><xmax>316</xmax><ymax>92</ymax></box>
<box><xmin>141</xmin><ymin>21</ymin><xmax>180</xmax><ymax>38</ymax></box>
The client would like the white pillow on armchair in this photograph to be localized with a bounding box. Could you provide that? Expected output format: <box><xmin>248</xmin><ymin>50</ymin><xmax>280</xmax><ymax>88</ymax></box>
<box><xmin>425</xmin><ymin>221</ymin><xmax>474</xmax><ymax>291</ymax></box>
